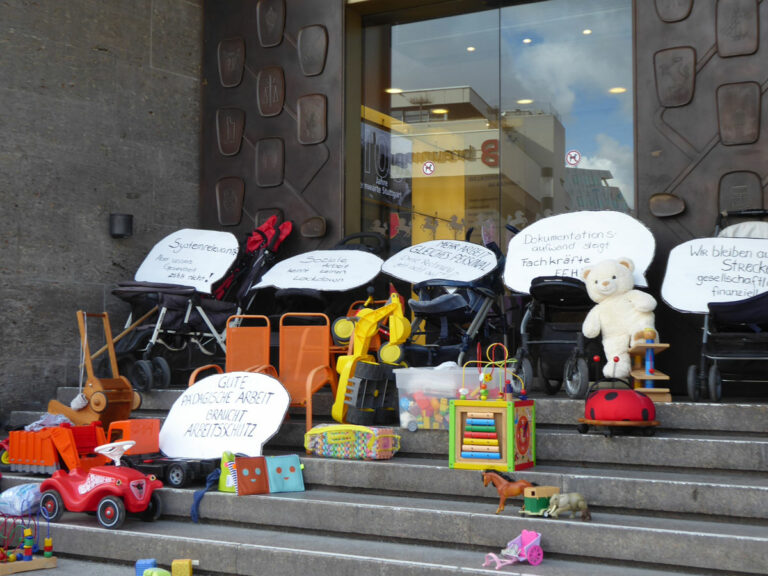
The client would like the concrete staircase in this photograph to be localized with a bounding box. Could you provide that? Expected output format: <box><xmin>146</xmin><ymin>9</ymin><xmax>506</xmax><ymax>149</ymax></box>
<box><xmin>3</xmin><ymin>388</ymin><xmax>768</xmax><ymax>575</ymax></box>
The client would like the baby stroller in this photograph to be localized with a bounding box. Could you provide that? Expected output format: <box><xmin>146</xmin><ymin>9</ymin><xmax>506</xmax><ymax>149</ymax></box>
<box><xmin>381</xmin><ymin>232</ymin><xmax>508</xmax><ymax>367</ymax></box>
<box><xmin>686</xmin><ymin>209</ymin><xmax>768</xmax><ymax>401</ymax></box>
<box><xmin>512</xmin><ymin>275</ymin><xmax>598</xmax><ymax>398</ymax></box>
<box><xmin>112</xmin><ymin>217</ymin><xmax>292</xmax><ymax>390</ymax></box>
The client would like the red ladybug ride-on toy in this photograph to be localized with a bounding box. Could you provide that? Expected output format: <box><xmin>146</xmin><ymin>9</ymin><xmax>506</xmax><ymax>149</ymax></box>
<box><xmin>39</xmin><ymin>440</ymin><xmax>163</xmax><ymax>529</ymax></box>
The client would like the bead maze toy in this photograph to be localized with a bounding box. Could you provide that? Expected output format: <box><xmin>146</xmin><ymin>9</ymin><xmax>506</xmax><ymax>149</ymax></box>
<box><xmin>629</xmin><ymin>329</ymin><xmax>672</xmax><ymax>403</ymax></box>
<box><xmin>0</xmin><ymin>518</ymin><xmax>57</xmax><ymax>575</ymax></box>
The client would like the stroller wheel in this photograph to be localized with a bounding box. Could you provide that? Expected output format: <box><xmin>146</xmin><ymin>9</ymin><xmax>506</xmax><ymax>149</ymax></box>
<box><xmin>511</xmin><ymin>350</ymin><xmax>533</xmax><ymax>393</ymax></box>
<box><xmin>128</xmin><ymin>359</ymin><xmax>154</xmax><ymax>392</ymax></box>
<box><xmin>686</xmin><ymin>365</ymin><xmax>701</xmax><ymax>402</ymax></box>
<box><xmin>151</xmin><ymin>356</ymin><xmax>172</xmax><ymax>389</ymax></box>
<box><xmin>563</xmin><ymin>357</ymin><xmax>589</xmax><ymax>398</ymax></box>
<box><xmin>708</xmin><ymin>365</ymin><xmax>723</xmax><ymax>402</ymax></box>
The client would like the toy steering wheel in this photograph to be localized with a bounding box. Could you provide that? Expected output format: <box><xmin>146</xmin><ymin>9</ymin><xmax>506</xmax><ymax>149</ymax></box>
<box><xmin>94</xmin><ymin>440</ymin><xmax>136</xmax><ymax>466</ymax></box>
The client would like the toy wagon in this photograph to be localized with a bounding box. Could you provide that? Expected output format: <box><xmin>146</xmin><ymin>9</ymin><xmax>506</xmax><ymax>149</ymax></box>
<box><xmin>518</xmin><ymin>485</ymin><xmax>559</xmax><ymax>517</ymax></box>
<box><xmin>482</xmin><ymin>529</ymin><xmax>544</xmax><ymax>569</ymax></box>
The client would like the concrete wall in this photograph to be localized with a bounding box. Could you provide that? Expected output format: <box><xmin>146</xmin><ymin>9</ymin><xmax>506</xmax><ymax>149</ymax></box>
<box><xmin>0</xmin><ymin>0</ymin><xmax>202</xmax><ymax>422</ymax></box>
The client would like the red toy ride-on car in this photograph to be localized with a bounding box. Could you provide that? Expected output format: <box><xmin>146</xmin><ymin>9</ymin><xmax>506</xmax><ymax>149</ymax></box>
<box><xmin>39</xmin><ymin>440</ymin><xmax>163</xmax><ymax>529</ymax></box>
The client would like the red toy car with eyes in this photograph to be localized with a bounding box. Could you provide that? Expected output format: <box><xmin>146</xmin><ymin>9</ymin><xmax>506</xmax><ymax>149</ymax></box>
<box><xmin>577</xmin><ymin>379</ymin><xmax>658</xmax><ymax>437</ymax></box>
<box><xmin>39</xmin><ymin>441</ymin><xmax>163</xmax><ymax>529</ymax></box>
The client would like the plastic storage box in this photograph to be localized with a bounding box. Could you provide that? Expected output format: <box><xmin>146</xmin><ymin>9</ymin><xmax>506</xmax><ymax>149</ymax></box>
<box><xmin>394</xmin><ymin>366</ymin><xmax>502</xmax><ymax>431</ymax></box>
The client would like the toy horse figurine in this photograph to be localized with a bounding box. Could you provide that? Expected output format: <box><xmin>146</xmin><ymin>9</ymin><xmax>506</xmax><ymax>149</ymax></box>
<box><xmin>482</xmin><ymin>470</ymin><xmax>536</xmax><ymax>514</ymax></box>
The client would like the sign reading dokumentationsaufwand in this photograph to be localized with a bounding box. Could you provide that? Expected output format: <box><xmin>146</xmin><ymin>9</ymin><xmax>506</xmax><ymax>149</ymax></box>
<box><xmin>661</xmin><ymin>238</ymin><xmax>768</xmax><ymax>313</ymax></box>
<box><xmin>382</xmin><ymin>240</ymin><xmax>498</xmax><ymax>284</ymax></box>
<box><xmin>504</xmin><ymin>211</ymin><xmax>655</xmax><ymax>293</ymax></box>
<box><xmin>159</xmin><ymin>372</ymin><xmax>290</xmax><ymax>459</ymax></box>
<box><xmin>134</xmin><ymin>229</ymin><xmax>239</xmax><ymax>294</ymax></box>
<box><xmin>255</xmin><ymin>250</ymin><xmax>383</xmax><ymax>291</ymax></box>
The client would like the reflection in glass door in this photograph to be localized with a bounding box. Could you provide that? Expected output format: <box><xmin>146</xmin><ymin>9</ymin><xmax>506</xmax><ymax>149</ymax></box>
<box><xmin>360</xmin><ymin>0</ymin><xmax>632</xmax><ymax>255</ymax></box>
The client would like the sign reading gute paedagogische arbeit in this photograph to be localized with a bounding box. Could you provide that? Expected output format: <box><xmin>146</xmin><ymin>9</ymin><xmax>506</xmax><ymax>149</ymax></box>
<box><xmin>503</xmin><ymin>211</ymin><xmax>655</xmax><ymax>293</ymax></box>
<box><xmin>255</xmin><ymin>250</ymin><xmax>383</xmax><ymax>291</ymax></box>
<box><xmin>661</xmin><ymin>237</ymin><xmax>768</xmax><ymax>313</ymax></box>
<box><xmin>382</xmin><ymin>240</ymin><xmax>498</xmax><ymax>284</ymax></box>
<box><xmin>159</xmin><ymin>372</ymin><xmax>290</xmax><ymax>459</ymax></box>
<box><xmin>134</xmin><ymin>229</ymin><xmax>239</xmax><ymax>294</ymax></box>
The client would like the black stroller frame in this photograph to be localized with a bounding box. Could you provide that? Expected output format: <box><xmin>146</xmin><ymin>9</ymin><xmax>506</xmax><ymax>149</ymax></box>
<box><xmin>686</xmin><ymin>208</ymin><xmax>768</xmax><ymax>401</ymax></box>
<box><xmin>513</xmin><ymin>275</ymin><xmax>598</xmax><ymax>398</ymax></box>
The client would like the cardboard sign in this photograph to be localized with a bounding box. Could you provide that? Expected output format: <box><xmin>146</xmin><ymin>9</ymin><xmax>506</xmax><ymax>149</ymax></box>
<box><xmin>504</xmin><ymin>211</ymin><xmax>655</xmax><ymax>293</ymax></box>
<box><xmin>382</xmin><ymin>240</ymin><xmax>498</xmax><ymax>284</ymax></box>
<box><xmin>661</xmin><ymin>237</ymin><xmax>768</xmax><ymax>313</ymax></box>
<box><xmin>159</xmin><ymin>372</ymin><xmax>289</xmax><ymax>459</ymax></box>
<box><xmin>256</xmin><ymin>250</ymin><xmax>383</xmax><ymax>291</ymax></box>
<box><xmin>135</xmin><ymin>229</ymin><xmax>239</xmax><ymax>294</ymax></box>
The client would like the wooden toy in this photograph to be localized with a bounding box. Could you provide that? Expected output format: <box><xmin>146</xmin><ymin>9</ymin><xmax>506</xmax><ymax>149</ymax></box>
<box><xmin>629</xmin><ymin>330</ymin><xmax>672</xmax><ymax>403</ymax></box>
<box><xmin>519</xmin><ymin>485</ymin><xmax>560</xmax><ymax>517</ymax></box>
<box><xmin>449</xmin><ymin>399</ymin><xmax>535</xmax><ymax>472</ymax></box>
<box><xmin>481</xmin><ymin>471</ymin><xmax>535</xmax><ymax>514</ymax></box>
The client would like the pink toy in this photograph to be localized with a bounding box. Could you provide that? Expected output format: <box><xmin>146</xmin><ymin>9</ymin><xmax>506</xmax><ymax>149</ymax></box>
<box><xmin>39</xmin><ymin>440</ymin><xmax>163</xmax><ymax>529</ymax></box>
<box><xmin>482</xmin><ymin>529</ymin><xmax>544</xmax><ymax>569</ymax></box>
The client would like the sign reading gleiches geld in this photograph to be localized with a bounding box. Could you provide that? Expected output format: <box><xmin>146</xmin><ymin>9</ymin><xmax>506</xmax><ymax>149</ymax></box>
<box><xmin>662</xmin><ymin>237</ymin><xmax>768</xmax><ymax>313</ymax></box>
<box><xmin>159</xmin><ymin>372</ymin><xmax>290</xmax><ymax>459</ymax></box>
<box><xmin>504</xmin><ymin>211</ymin><xmax>655</xmax><ymax>293</ymax></box>
<box><xmin>382</xmin><ymin>240</ymin><xmax>498</xmax><ymax>284</ymax></box>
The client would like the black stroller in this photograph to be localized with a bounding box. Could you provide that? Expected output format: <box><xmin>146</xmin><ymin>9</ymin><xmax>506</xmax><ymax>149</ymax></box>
<box><xmin>686</xmin><ymin>209</ymin><xmax>768</xmax><ymax>401</ymax></box>
<box><xmin>112</xmin><ymin>217</ymin><xmax>292</xmax><ymax>390</ymax></box>
<box><xmin>512</xmin><ymin>275</ymin><xmax>598</xmax><ymax>398</ymax></box>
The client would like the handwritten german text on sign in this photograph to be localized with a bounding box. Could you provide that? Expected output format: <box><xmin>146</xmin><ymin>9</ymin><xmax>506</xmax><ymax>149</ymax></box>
<box><xmin>661</xmin><ymin>238</ymin><xmax>768</xmax><ymax>313</ymax></box>
<box><xmin>382</xmin><ymin>240</ymin><xmax>498</xmax><ymax>284</ymax></box>
<box><xmin>159</xmin><ymin>372</ymin><xmax>290</xmax><ymax>459</ymax></box>
<box><xmin>135</xmin><ymin>229</ymin><xmax>239</xmax><ymax>294</ymax></box>
<box><xmin>504</xmin><ymin>211</ymin><xmax>655</xmax><ymax>293</ymax></box>
<box><xmin>256</xmin><ymin>250</ymin><xmax>383</xmax><ymax>291</ymax></box>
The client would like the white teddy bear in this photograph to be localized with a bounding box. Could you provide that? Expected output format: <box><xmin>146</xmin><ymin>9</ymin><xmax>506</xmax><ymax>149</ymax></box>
<box><xmin>581</xmin><ymin>258</ymin><xmax>657</xmax><ymax>379</ymax></box>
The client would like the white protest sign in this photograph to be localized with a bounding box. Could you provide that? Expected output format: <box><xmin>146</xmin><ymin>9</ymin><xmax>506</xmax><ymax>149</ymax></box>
<box><xmin>504</xmin><ymin>211</ymin><xmax>655</xmax><ymax>293</ymax></box>
<box><xmin>661</xmin><ymin>237</ymin><xmax>768</xmax><ymax>313</ymax></box>
<box><xmin>255</xmin><ymin>250</ymin><xmax>383</xmax><ymax>291</ymax></box>
<box><xmin>382</xmin><ymin>240</ymin><xmax>498</xmax><ymax>284</ymax></box>
<box><xmin>135</xmin><ymin>229</ymin><xmax>239</xmax><ymax>294</ymax></box>
<box><xmin>159</xmin><ymin>372</ymin><xmax>290</xmax><ymax>459</ymax></box>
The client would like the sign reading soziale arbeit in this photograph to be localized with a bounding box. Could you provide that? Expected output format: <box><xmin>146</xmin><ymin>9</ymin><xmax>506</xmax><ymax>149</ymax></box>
<box><xmin>661</xmin><ymin>237</ymin><xmax>768</xmax><ymax>313</ymax></box>
<box><xmin>503</xmin><ymin>211</ymin><xmax>655</xmax><ymax>293</ymax></box>
<box><xmin>135</xmin><ymin>228</ymin><xmax>239</xmax><ymax>294</ymax></box>
<box><xmin>159</xmin><ymin>372</ymin><xmax>289</xmax><ymax>459</ymax></box>
<box><xmin>256</xmin><ymin>250</ymin><xmax>383</xmax><ymax>291</ymax></box>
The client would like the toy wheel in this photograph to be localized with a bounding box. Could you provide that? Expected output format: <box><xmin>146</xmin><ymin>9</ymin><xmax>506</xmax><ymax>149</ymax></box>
<box><xmin>378</xmin><ymin>342</ymin><xmax>404</xmax><ymax>365</ymax></box>
<box><xmin>151</xmin><ymin>356</ymin><xmax>172</xmax><ymax>388</ymax></box>
<box><xmin>331</xmin><ymin>317</ymin><xmax>355</xmax><ymax>346</ymax></box>
<box><xmin>564</xmin><ymin>357</ymin><xmax>589</xmax><ymax>398</ymax></box>
<box><xmin>576</xmin><ymin>423</ymin><xmax>589</xmax><ymax>434</ymax></box>
<box><xmin>132</xmin><ymin>390</ymin><xmax>143</xmax><ymax>410</ymax></box>
<box><xmin>166</xmin><ymin>463</ymin><xmax>188</xmax><ymax>488</ymax></box>
<box><xmin>97</xmin><ymin>495</ymin><xmax>126</xmax><ymax>529</ymax></box>
<box><xmin>0</xmin><ymin>448</ymin><xmax>10</xmax><ymax>471</ymax></box>
<box><xmin>708</xmin><ymin>364</ymin><xmax>722</xmax><ymax>402</ymax></box>
<box><xmin>40</xmin><ymin>490</ymin><xmax>64</xmax><ymax>523</ymax></box>
<box><xmin>90</xmin><ymin>391</ymin><xmax>109</xmax><ymax>413</ymax></box>
<box><xmin>140</xmin><ymin>492</ymin><xmax>163</xmax><ymax>522</ymax></box>
<box><xmin>686</xmin><ymin>365</ymin><xmax>701</xmax><ymax>402</ymax></box>
<box><xmin>129</xmin><ymin>359</ymin><xmax>154</xmax><ymax>392</ymax></box>
<box><xmin>526</xmin><ymin>544</ymin><xmax>544</xmax><ymax>566</ymax></box>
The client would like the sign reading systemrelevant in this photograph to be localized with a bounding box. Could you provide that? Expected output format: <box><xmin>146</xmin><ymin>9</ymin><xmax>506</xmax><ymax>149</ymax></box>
<box><xmin>135</xmin><ymin>228</ymin><xmax>239</xmax><ymax>294</ymax></box>
<box><xmin>382</xmin><ymin>240</ymin><xmax>498</xmax><ymax>284</ymax></box>
<box><xmin>661</xmin><ymin>237</ymin><xmax>768</xmax><ymax>313</ymax></box>
<box><xmin>159</xmin><ymin>372</ymin><xmax>289</xmax><ymax>458</ymax></box>
<box><xmin>504</xmin><ymin>211</ymin><xmax>655</xmax><ymax>293</ymax></box>
<box><xmin>256</xmin><ymin>249</ymin><xmax>383</xmax><ymax>291</ymax></box>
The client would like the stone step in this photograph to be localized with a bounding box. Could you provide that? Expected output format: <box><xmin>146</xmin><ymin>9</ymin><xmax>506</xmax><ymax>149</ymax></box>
<box><xmin>43</xmin><ymin>517</ymin><xmax>725</xmax><ymax>576</ymax></box>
